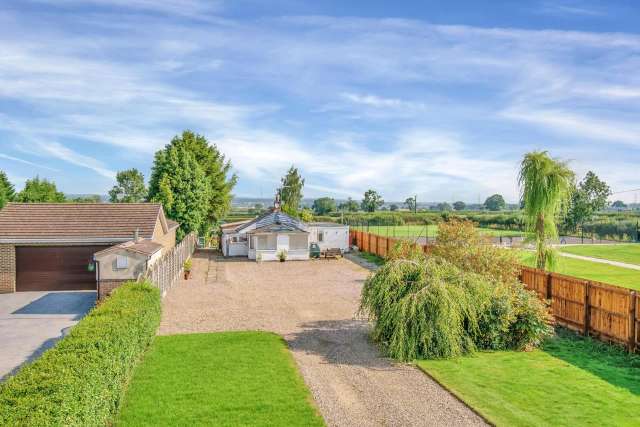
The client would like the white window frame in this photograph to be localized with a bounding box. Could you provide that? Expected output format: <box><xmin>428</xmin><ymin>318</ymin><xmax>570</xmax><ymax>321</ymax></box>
<box><xmin>115</xmin><ymin>255</ymin><xmax>128</xmax><ymax>270</ymax></box>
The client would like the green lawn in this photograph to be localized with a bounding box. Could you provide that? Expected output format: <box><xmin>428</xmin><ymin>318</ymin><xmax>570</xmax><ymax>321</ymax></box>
<box><xmin>117</xmin><ymin>332</ymin><xmax>324</xmax><ymax>427</ymax></box>
<box><xmin>354</xmin><ymin>224</ymin><xmax>524</xmax><ymax>238</ymax></box>
<box><xmin>560</xmin><ymin>244</ymin><xmax>640</xmax><ymax>266</ymax></box>
<box><xmin>519</xmin><ymin>251</ymin><xmax>640</xmax><ymax>290</ymax></box>
<box><xmin>418</xmin><ymin>330</ymin><xmax>640</xmax><ymax>427</ymax></box>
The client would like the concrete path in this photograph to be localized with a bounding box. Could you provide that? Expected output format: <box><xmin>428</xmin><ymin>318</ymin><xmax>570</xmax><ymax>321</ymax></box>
<box><xmin>160</xmin><ymin>252</ymin><xmax>486</xmax><ymax>427</ymax></box>
<box><xmin>558</xmin><ymin>252</ymin><xmax>640</xmax><ymax>271</ymax></box>
<box><xmin>0</xmin><ymin>291</ymin><xmax>95</xmax><ymax>380</ymax></box>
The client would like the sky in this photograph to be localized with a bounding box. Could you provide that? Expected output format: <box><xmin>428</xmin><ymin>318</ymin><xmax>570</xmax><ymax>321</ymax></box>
<box><xmin>1</xmin><ymin>0</ymin><xmax>639</xmax><ymax>203</ymax></box>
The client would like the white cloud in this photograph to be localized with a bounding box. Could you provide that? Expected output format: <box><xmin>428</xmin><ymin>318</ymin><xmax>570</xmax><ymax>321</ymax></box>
<box><xmin>0</xmin><ymin>153</ymin><xmax>60</xmax><ymax>172</ymax></box>
<box><xmin>0</xmin><ymin>10</ymin><xmax>638</xmax><ymax>198</ymax></box>
<box><xmin>36</xmin><ymin>142</ymin><xmax>116</xmax><ymax>179</ymax></box>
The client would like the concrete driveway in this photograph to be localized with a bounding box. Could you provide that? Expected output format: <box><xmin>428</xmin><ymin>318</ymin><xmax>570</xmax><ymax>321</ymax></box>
<box><xmin>0</xmin><ymin>291</ymin><xmax>96</xmax><ymax>380</ymax></box>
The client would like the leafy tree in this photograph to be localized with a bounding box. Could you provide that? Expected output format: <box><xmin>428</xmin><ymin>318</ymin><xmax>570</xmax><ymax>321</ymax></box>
<box><xmin>612</xmin><ymin>200</ymin><xmax>627</xmax><ymax>210</ymax></box>
<box><xmin>404</xmin><ymin>196</ymin><xmax>416</xmax><ymax>212</ymax></box>
<box><xmin>300</xmin><ymin>208</ymin><xmax>314</xmax><ymax>222</ymax></box>
<box><xmin>390</xmin><ymin>204</ymin><xmax>398</xmax><ymax>211</ymax></box>
<box><xmin>361</xmin><ymin>189</ymin><xmax>384</xmax><ymax>212</ymax></box>
<box><xmin>484</xmin><ymin>194</ymin><xmax>506</xmax><ymax>211</ymax></box>
<box><xmin>338</xmin><ymin>197</ymin><xmax>359</xmax><ymax>212</ymax></box>
<box><xmin>0</xmin><ymin>170</ymin><xmax>15</xmax><ymax>209</ymax></box>
<box><xmin>277</xmin><ymin>166</ymin><xmax>304</xmax><ymax>217</ymax></box>
<box><xmin>149</xmin><ymin>130</ymin><xmax>236</xmax><ymax>228</ymax></box>
<box><xmin>564</xmin><ymin>171</ymin><xmax>611</xmax><ymax>231</ymax></box>
<box><xmin>312</xmin><ymin>197</ymin><xmax>336</xmax><ymax>215</ymax></box>
<box><xmin>68</xmin><ymin>195</ymin><xmax>101</xmax><ymax>203</ymax></box>
<box><xmin>437</xmin><ymin>202</ymin><xmax>452</xmax><ymax>211</ymax></box>
<box><xmin>16</xmin><ymin>177</ymin><xmax>65</xmax><ymax>203</ymax></box>
<box><xmin>519</xmin><ymin>151</ymin><xmax>574</xmax><ymax>269</ymax></box>
<box><xmin>453</xmin><ymin>201</ymin><xmax>466</xmax><ymax>211</ymax></box>
<box><xmin>109</xmin><ymin>169</ymin><xmax>146</xmax><ymax>203</ymax></box>
<box><xmin>148</xmin><ymin>144</ymin><xmax>210</xmax><ymax>240</ymax></box>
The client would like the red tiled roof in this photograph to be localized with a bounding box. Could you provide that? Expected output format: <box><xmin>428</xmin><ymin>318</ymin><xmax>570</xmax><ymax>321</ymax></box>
<box><xmin>0</xmin><ymin>203</ymin><xmax>164</xmax><ymax>241</ymax></box>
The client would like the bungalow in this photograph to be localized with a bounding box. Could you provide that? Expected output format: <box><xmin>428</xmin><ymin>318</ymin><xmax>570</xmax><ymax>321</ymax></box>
<box><xmin>221</xmin><ymin>209</ymin><xmax>349</xmax><ymax>261</ymax></box>
<box><xmin>0</xmin><ymin>203</ymin><xmax>179</xmax><ymax>296</ymax></box>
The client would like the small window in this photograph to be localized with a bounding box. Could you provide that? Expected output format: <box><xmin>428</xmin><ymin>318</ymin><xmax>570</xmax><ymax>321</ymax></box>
<box><xmin>318</xmin><ymin>231</ymin><xmax>324</xmax><ymax>242</ymax></box>
<box><xmin>115</xmin><ymin>255</ymin><xmax>128</xmax><ymax>269</ymax></box>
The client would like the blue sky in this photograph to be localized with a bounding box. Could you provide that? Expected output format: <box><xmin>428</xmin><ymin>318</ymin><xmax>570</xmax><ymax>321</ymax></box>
<box><xmin>1</xmin><ymin>0</ymin><xmax>639</xmax><ymax>202</ymax></box>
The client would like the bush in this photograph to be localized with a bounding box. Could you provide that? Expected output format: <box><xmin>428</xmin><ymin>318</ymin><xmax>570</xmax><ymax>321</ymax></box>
<box><xmin>432</xmin><ymin>218</ymin><xmax>520</xmax><ymax>284</ymax></box>
<box><xmin>0</xmin><ymin>282</ymin><xmax>161</xmax><ymax>426</ymax></box>
<box><xmin>360</xmin><ymin>227</ymin><xmax>552</xmax><ymax>361</ymax></box>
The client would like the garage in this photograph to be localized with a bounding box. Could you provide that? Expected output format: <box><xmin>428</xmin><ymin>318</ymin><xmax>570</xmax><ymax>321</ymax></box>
<box><xmin>16</xmin><ymin>246</ymin><xmax>107</xmax><ymax>292</ymax></box>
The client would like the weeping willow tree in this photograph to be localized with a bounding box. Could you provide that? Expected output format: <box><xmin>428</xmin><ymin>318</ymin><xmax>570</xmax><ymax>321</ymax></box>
<box><xmin>518</xmin><ymin>151</ymin><xmax>574</xmax><ymax>269</ymax></box>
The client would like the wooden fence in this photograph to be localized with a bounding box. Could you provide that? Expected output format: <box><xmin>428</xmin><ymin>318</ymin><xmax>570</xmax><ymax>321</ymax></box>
<box><xmin>350</xmin><ymin>230</ymin><xmax>639</xmax><ymax>352</ymax></box>
<box><xmin>140</xmin><ymin>233</ymin><xmax>197</xmax><ymax>296</ymax></box>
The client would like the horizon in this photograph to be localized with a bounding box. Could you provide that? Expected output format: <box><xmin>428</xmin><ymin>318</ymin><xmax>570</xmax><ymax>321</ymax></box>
<box><xmin>1</xmin><ymin>1</ymin><xmax>639</xmax><ymax>203</ymax></box>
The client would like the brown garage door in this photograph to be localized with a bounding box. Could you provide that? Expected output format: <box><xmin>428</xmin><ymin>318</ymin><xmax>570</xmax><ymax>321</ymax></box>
<box><xmin>16</xmin><ymin>246</ymin><xmax>108</xmax><ymax>291</ymax></box>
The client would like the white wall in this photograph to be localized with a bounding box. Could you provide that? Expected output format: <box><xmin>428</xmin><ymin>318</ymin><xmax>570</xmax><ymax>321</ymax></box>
<box><xmin>308</xmin><ymin>225</ymin><xmax>350</xmax><ymax>251</ymax></box>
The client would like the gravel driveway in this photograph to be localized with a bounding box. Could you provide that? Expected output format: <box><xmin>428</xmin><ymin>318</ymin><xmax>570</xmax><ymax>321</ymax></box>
<box><xmin>160</xmin><ymin>252</ymin><xmax>486</xmax><ymax>427</ymax></box>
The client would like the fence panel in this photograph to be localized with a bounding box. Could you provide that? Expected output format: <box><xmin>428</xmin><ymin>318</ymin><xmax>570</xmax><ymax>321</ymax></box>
<box><xmin>520</xmin><ymin>267</ymin><xmax>548</xmax><ymax>299</ymax></box>
<box><xmin>550</xmin><ymin>273</ymin><xmax>587</xmax><ymax>333</ymax></box>
<box><xmin>140</xmin><ymin>233</ymin><xmax>196</xmax><ymax>297</ymax></box>
<box><xmin>589</xmin><ymin>281</ymin><xmax>632</xmax><ymax>345</ymax></box>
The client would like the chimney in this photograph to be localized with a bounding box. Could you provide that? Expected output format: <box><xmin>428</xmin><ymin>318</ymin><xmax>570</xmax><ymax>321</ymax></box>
<box><xmin>134</xmin><ymin>228</ymin><xmax>140</xmax><ymax>242</ymax></box>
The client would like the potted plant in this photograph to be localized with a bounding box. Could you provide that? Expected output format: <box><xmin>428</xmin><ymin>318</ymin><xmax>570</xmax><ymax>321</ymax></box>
<box><xmin>183</xmin><ymin>258</ymin><xmax>193</xmax><ymax>279</ymax></box>
<box><xmin>277</xmin><ymin>250</ymin><xmax>287</xmax><ymax>262</ymax></box>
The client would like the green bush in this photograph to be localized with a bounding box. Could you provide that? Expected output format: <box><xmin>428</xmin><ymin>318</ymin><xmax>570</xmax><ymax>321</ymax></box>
<box><xmin>360</xmin><ymin>223</ymin><xmax>552</xmax><ymax>362</ymax></box>
<box><xmin>360</xmin><ymin>254</ymin><xmax>551</xmax><ymax>361</ymax></box>
<box><xmin>0</xmin><ymin>282</ymin><xmax>161</xmax><ymax>426</ymax></box>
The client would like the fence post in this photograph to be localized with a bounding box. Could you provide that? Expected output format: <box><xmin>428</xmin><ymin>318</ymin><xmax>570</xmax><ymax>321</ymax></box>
<box><xmin>546</xmin><ymin>272</ymin><xmax>553</xmax><ymax>300</ymax></box>
<box><xmin>583</xmin><ymin>282</ymin><xmax>591</xmax><ymax>336</ymax></box>
<box><xmin>630</xmin><ymin>291</ymin><xmax>637</xmax><ymax>353</ymax></box>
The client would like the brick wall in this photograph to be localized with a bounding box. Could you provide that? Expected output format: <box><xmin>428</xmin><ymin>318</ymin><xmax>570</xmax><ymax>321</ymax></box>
<box><xmin>98</xmin><ymin>279</ymin><xmax>127</xmax><ymax>300</ymax></box>
<box><xmin>0</xmin><ymin>244</ymin><xmax>16</xmax><ymax>294</ymax></box>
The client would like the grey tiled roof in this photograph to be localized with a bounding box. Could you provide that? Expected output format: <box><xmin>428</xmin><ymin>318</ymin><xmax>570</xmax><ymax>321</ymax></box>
<box><xmin>236</xmin><ymin>210</ymin><xmax>306</xmax><ymax>233</ymax></box>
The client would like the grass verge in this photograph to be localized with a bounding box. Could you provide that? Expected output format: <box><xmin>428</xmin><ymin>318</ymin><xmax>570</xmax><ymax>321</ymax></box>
<box><xmin>418</xmin><ymin>329</ymin><xmax>640</xmax><ymax>427</ymax></box>
<box><xmin>116</xmin><ymin>332</ymin><xmax>325</xmax><ymax>427</ymax></box>
<box><xmin>520</xmin><ymin>251</ymin><xmax>640</xmax><ymax>290</ymax></box>
<box><xmin>559</xmin><ymin>244</ymin><xmax>640</xmax><ymax>266</ymax></box>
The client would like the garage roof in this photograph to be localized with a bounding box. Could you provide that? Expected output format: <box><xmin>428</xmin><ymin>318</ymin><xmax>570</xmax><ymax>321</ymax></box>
<box><xmin>0</xmin><ymin>203</ymin><xmax>170</xmax><ymax>243</ymax></box>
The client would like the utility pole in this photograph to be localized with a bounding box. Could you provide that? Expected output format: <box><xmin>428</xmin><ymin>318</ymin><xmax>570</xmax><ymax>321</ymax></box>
<box><xmin>414</xmin><ymin>195</ymin><xmax>418</xmax><ymax>214</ymax></box>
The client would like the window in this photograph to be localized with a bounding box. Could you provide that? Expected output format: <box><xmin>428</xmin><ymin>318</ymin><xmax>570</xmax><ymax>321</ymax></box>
<box><xmin>249</xmin><ymin>236</ymin><xmax>254</xmax><ymax>249</ymax></box>
<box><xmin>290</xmin><ymin>234</ymin><xmax>308</xmax><ymax>250</ymax></box>
<box><xmin>115</xmin><ymin>255</ymin><xmax>128</xmax><ymax>269</ymax></box>
<box><xmin>256</xmin><ymin>235</ymin><xmax>276</xmax><ymax>250</ymax></box>
<box><xmin>318</xmin><ymin>231</ymin><xmax>324</xmax><ymax>242</ymax></box>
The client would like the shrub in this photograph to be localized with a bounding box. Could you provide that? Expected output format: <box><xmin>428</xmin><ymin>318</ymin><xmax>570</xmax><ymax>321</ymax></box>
<box><xmin>432</xmin><ymin>218</ymin><xmax>520</xmax><ymax>283</ymax></box>
<box><xmin>0</xmin><ymin>282</ymin><xmax>161</xmax><ymax>426</ymax></box>
<box><xmin>360</xmin><ymin>232</ymin><xmax>552</xmax><ymax>361</ymax></box>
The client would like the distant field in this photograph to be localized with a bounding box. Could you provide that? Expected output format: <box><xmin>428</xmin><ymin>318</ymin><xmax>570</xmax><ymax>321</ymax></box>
<box><xmin>354</xmin><ymin>224</ymin><xmax>524</xmax><ymax>238</ymax></box>
<box><xmin>559</xmin><ymin>244</ymin><xmax>640</xmax><ymax>266</ymax></box>
<box><xmin>519</xmin><ymin>251</ymin><xmax>640</xmax><ymax>291</ymax></box>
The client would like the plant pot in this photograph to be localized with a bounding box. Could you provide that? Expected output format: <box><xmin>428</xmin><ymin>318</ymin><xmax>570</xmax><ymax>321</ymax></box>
<box><xmin>184</xmin><ymin>270</ymin><xmax>191</xmax><ymax>280</ymax></box>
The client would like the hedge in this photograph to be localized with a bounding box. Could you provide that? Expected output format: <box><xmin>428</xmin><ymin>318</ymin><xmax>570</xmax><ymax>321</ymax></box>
<box><xmin>0</xmin><ymin>282</ymin><xmax>161</xmax><ymax>426</ymax></box>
